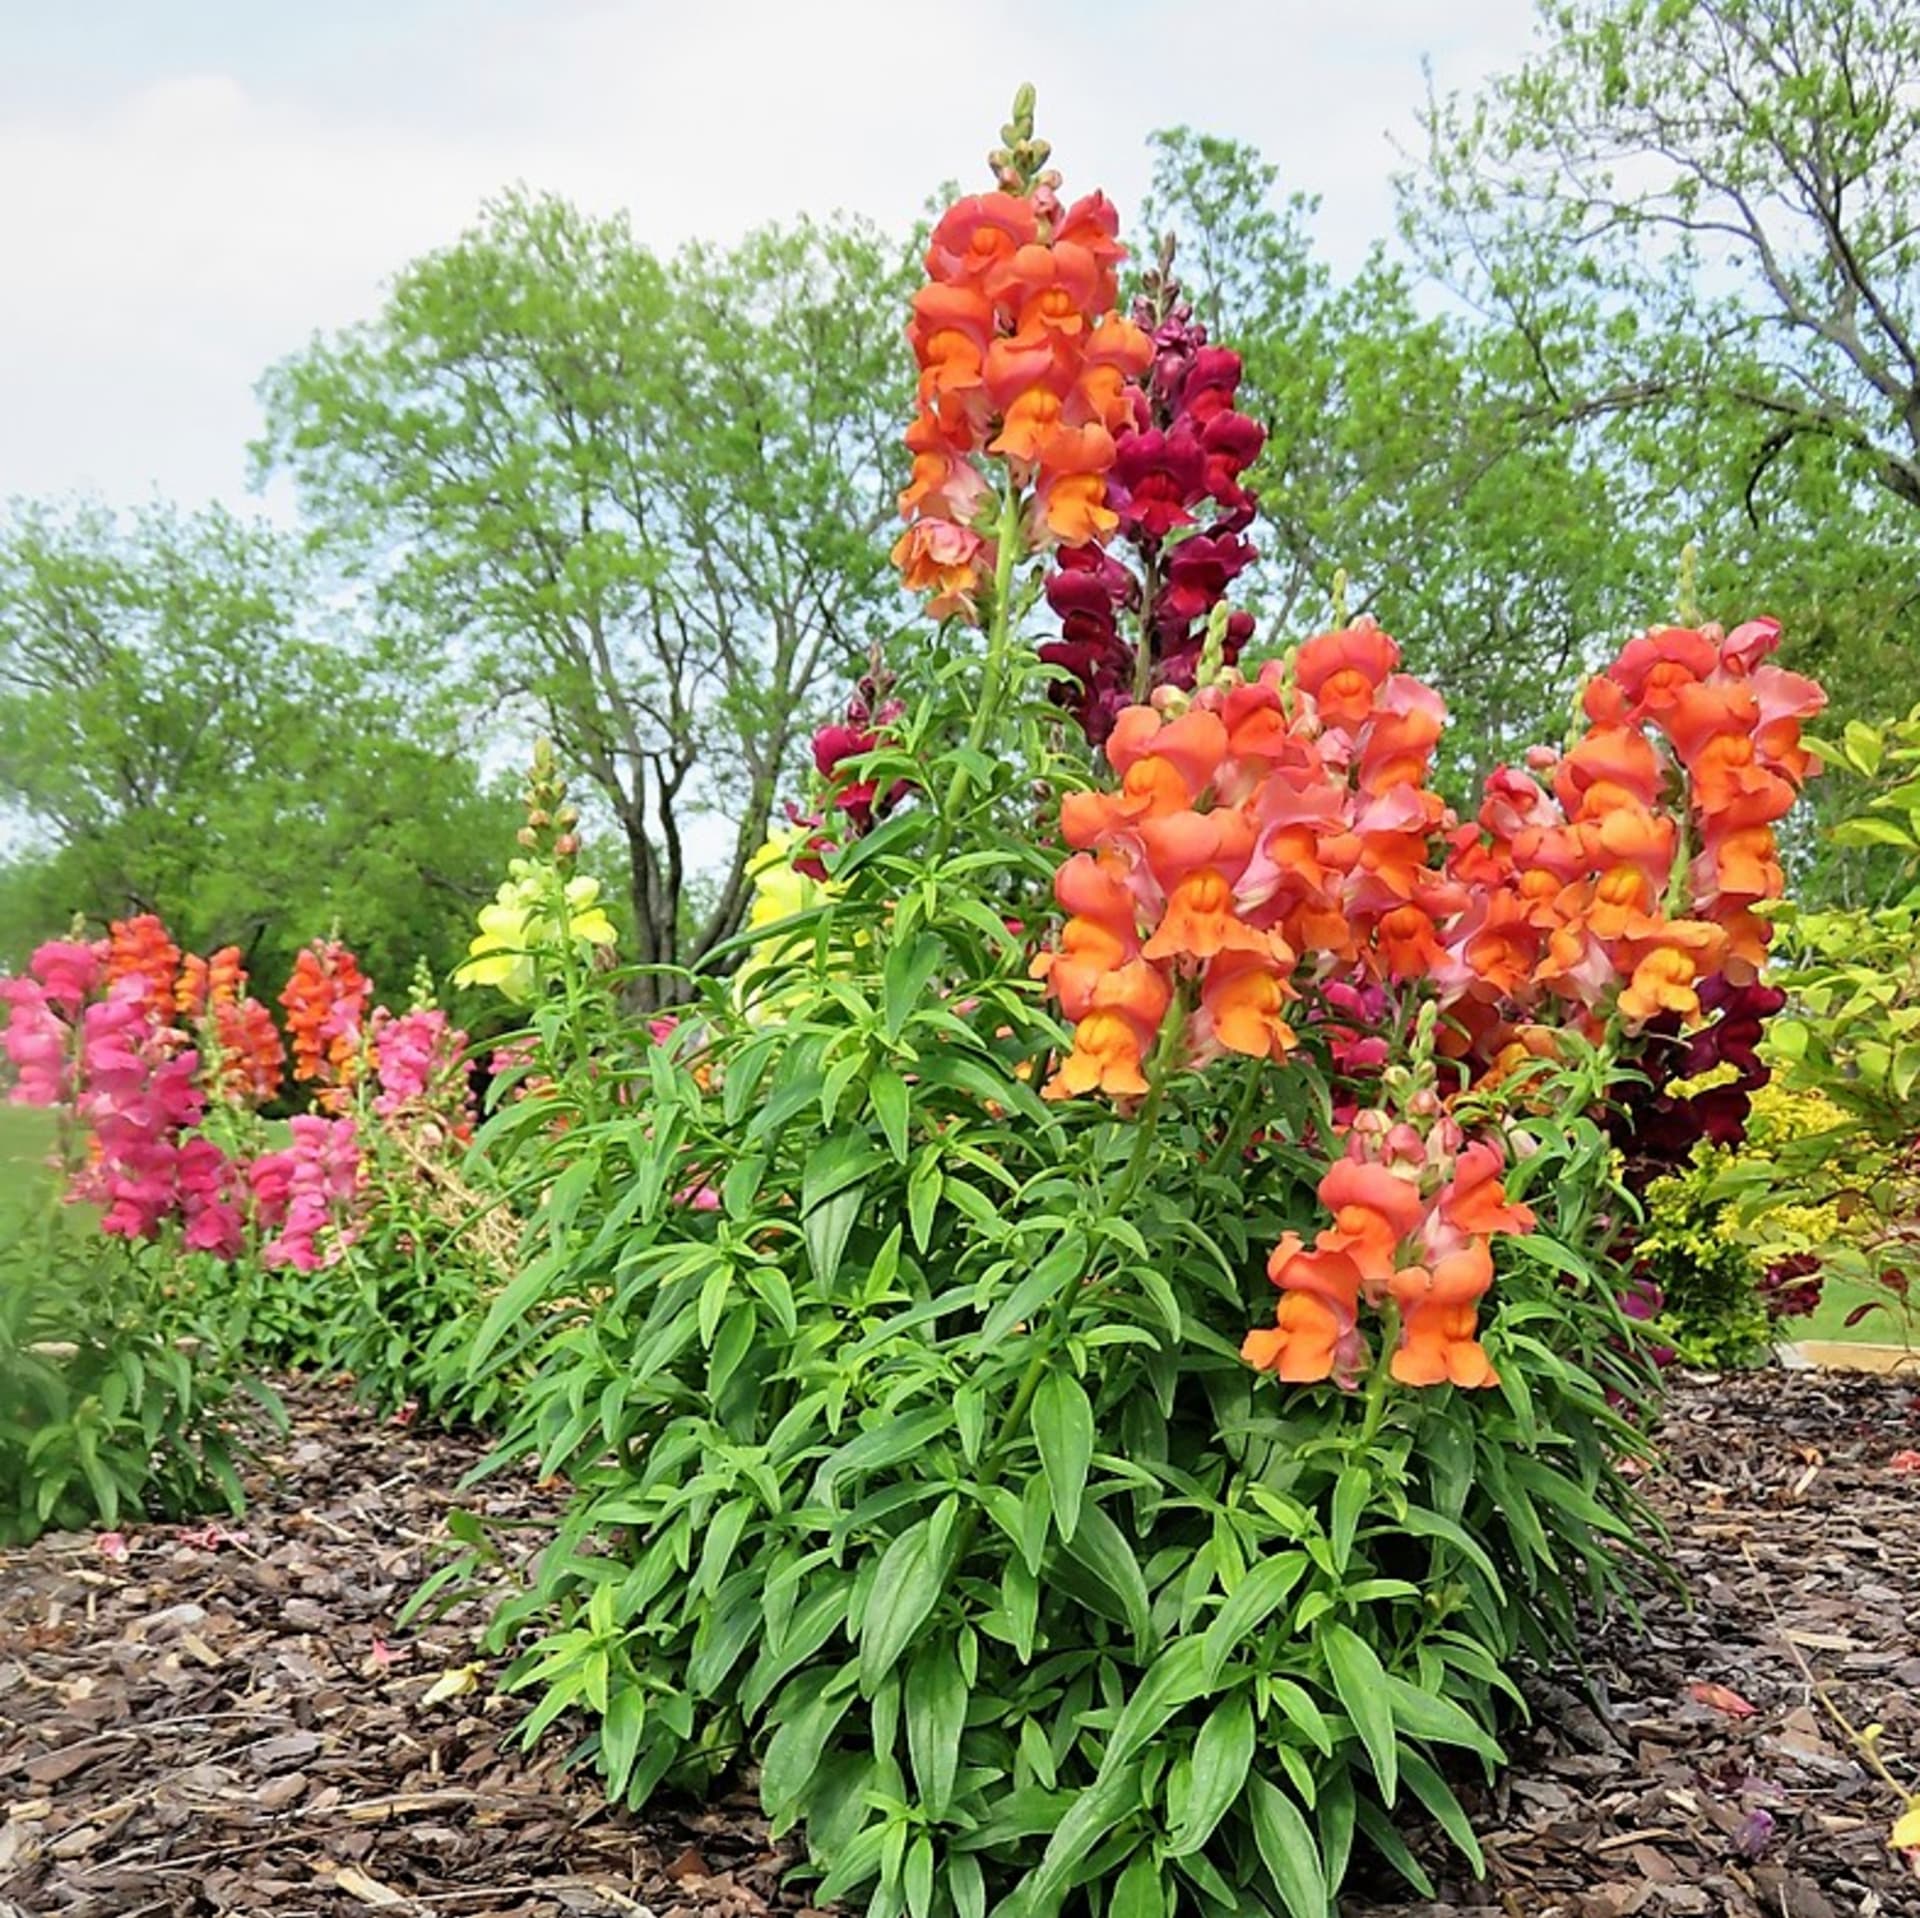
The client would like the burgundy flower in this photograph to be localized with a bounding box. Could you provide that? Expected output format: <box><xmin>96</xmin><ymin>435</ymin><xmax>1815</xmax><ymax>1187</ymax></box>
<box><xmin>1038</xmin><ymin>272</ymin><xmax>1266</xmax><ymax>746</ymax></box>
<box><xmin>1113</xmin><ymin>427</ymin><xmax>1207</xmax><ymax>542</ymax></box>
<box><xmin>1181</xmin><ymin>346</ymin><xmax>1245</xmax><ymax>424</ymax></box>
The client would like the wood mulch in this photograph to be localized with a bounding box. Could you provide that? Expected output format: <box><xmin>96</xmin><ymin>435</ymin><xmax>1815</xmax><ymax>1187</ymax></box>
<box><xmin>1</xmin><ymin>1371</ymin><xmax>1915</xmax><ymax>1918</ymax></box>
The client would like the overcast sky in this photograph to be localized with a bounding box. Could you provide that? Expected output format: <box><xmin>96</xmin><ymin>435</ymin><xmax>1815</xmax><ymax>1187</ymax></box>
<box><xmin>0</xmin><ymin>0</ymin><xmax>1540</xmax><ymax>515</ymax></box>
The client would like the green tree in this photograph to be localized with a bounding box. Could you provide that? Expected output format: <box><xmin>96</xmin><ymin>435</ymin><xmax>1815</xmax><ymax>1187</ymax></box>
<box><xmin>1405</xmin><ymin>0</ymin><xmax>1920</xmax><ymax>736</ymax></box>
<box><xmin>1139</xmin><ymin>127</ymin><xmax>1666</xmax><ymax>781</ymax></box>
<box><xmin>257</xmin><ymin>191</ymin><xmax>916</xmax><ymax>1007</ymax></box>
<box><xmin>0</xmin><ymin>500</ymin><xmax>511</xmax><ymax>994</ymax></box>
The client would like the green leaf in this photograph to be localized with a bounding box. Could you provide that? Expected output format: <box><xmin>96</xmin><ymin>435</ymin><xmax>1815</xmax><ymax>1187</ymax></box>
<box><xmin>1383</xmin><ymin>1673</ymin><xmax>1502</xmax><ymax>1764</ymax></box>
<box><xmin>802</xmin><ymin>1133</ymin><xmax>887</xmax><ymax>1213</ymax></box>
<box><xmin>883</xmin><ymin>933</ymin><xmax>946</xmax><ymax>1039</ymax></box>
<box><xmin>1060</xmin><ymin>1500</ymin><xmax>1150</xmax><ymax>1647</ymax></box>
<box><xmin>1317</xmin><ymin>1763</ymin><xmax>1355</xmax><ymax>1892</ymax></box>
<box><xmin>1329</xmin><ymin>1466</ymin><xmax>1369</xmax><ymax>1574</ymax></box>
<box><xmin>947</xmin><ymin>1853</ymin><xmax>986</xmax><ymax>1918</ymax></box>
<box><xmin>1248</xmin><ymin>1774</ymin><xmax>1328</xmax><ymax>1918</ymax></box>
<box><xmin>1032</xmin><ymin>1370</ymin><xmax>1095</xmax><ymax>1545</ymax></box>
<box><xmin>812</xmin><ymin>1408</ymin><xmax>952</xmax><ymax>1504</ymax></box>
<box><xmin>1831</xmin><ymin>815</ymin><xmax>1915</xmax><ymax>849</ymax></box>
<box><xmin>1401</xmin><ymin>1747</ymin><xmax>1486</xmax><ymax>1875</ymax></box>
<box><xmin>870</xmin><ymin>1069</ymin><xmax>911</xmax><ymax>1162</ymax></box>
<box><xmin>1023</xmin><ymin>1759</ymin><xmax>1142</xmax><ymax>1911</ymax></box>
<box><xmin>905</xmin><ymin>1832</ymin><xmax>935</xmax><ymax>1918</ymax></box>
<box><xmin>600</xmin><ymin>1681</ymin><xmax>646</xmax><ymax>1800</ymax></box>
<box><xmin>859</xmin><ymin>1499</ymin><xmax>958</xmax><ymax>1693</ymax></box>
<box><xmin>905</xmin><ymin>1641</ymin><xmax>967</xmax><ymax>1818</ymax></box>
<box><xmin>979</xmin><ymin>1233</ymin><xmax>1087</xmax><ymax>1343</ymax></box>
<box><xmin>1165</xmin><ymin>1692</ymin><xmax>1254</xmax><ymax>1857</ymax></box>
<box><xmin>1110</xmin><ymin>1850</ymin><xmax>1166</xmax><ymax>1918</ymax></box>
<box><xmin>760</xmin><ymin>1683</ymin><xmax>854</xmax><ymax>1820</ymax></box>
<box><xmin>907</xmin><ymin>1150</ymin><xmax>942</xmax><ymax>1254</ymax></box>
<box><xmin>1268</xmin><ymin>1677</ymin><xmax>1334</xmax><ymax>1757</ymax></box>
<box><xmin>803</xmin><ymin>1186</ymin><xmax>864</xmax><ymax>1290</ymax></box>
<box><xmin>1320</xmin><ymin>1623</ymin><xmax>1398</xmax><ymax>1805</ymax></box>
<box><xmin>1202</xmin><ymin>1552</ymin><xmax>1309</xmax><ymax>1682</ymax></box>
<box><xmin>1843</xmin><ymin>719</ymin><xmax>1884</xmax><ymax>776</ymax></box>
<box><xmin>1104</xmin><ymin>1636</ymin><xmax>1211</xmax><ymax>1771</ymax></box>
<box><xmin>1353</xmin><ymin>1794</ymin><xmax>1435</xmax><ymax>1897</ymax></box>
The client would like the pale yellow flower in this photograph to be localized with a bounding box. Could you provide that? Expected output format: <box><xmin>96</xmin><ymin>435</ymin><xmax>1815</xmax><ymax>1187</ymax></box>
<box><xmin>454</xmin><ymin>860</ymin><xmax>616</xmax><ymax>1003</ymax></box>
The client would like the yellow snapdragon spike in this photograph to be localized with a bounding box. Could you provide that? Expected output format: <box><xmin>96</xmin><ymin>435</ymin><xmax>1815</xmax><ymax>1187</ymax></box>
<box><xmin>454</xmin><ymin>860</ymin><xmax>617</xmax><ymax>1003</ymax></box>
<box><xmin>735</xmin><ymin>829</ymin><xmax>845</xmax><ymax>1018</ymax></box>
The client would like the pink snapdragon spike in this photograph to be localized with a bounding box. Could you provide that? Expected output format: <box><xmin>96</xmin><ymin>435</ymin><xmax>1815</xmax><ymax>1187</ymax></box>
<box><xmin>0</xmin><ymin>977</ymin><xmax>73</xmax><ymax>1107</ymax></box>
<box><xmin>67</xmin><ymin>985</ymin><xmax>214</xmax><ymax>1244</ymax></box>
<box><xmin>259</xmin><ymin>1115</ymin><xmax>364</xmax><ymax>1273</ymax></box>
<box><xmin>371</xmin><ymin>1005</ymin><xmax>473</xmax><ymax>1142</ymax></box>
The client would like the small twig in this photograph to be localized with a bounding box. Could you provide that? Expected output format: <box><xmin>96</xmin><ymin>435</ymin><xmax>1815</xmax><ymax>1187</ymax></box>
<box><xmin>1741</xmin><ymin>1541</ymin><xmax>1917</xmax><ymax>1814</ymax></box>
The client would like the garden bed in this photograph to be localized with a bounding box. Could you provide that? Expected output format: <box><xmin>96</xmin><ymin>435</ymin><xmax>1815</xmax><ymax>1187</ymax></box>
<box><xmin>0</xmin><ymin>1371</ymin><xmax>1914</xmax><ymax>1918</ymax></box>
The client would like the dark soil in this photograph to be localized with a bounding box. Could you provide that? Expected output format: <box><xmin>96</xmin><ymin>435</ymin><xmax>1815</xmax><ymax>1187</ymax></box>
<box><xmin>1</xmin><ymin>1371</ymin><xmax>1915</xmax><ymax>1918</ymax></box>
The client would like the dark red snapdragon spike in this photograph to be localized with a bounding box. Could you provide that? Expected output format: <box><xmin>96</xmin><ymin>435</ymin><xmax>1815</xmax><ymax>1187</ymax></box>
<box><xmin>1758</xmin><ymin>1252</ymin><xmax>1824</xmax><ymax>1323</ymax></box>
<box><xmin>805</xmin><ymin>658</ymin><xmax>913</xmax><ymax>853</ymax></box>
<box><xmin>1610</xmin><ymin>976</ymin><xmax>1788</xmax><ymax>1180</ymax></box>
<box><xmin>1038</xmin><ymin>262</ymin><xmax>1267</xmax><ymax>745</ymax></box>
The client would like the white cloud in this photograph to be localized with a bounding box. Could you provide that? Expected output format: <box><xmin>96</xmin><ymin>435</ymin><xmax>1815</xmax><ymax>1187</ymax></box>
<box><xmin>0</xmin><ymin>0</ymin><xmax>1537</xmax><ymax>510</ymax></box>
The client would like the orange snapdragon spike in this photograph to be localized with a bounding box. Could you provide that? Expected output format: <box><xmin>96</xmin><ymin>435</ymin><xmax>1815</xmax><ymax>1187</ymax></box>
<box><xmin>1388</xmin><ymin>1242</ymin><xmax>1498</xmax><ymax>1388</ymax></box>
<box><xmin>1200</xmin><ymin>950</ymin><xmax>1297</xmax><ymax>1059</ymax></box>
<box><xmin>281</xmin><ymin>940</ymin><xmax>371</xmax><ymax>1101</ymax></box>
<box><xmin>105</xmin><ymin>914</ymin><xmax>182</xmax><ymax>1027</ymax></box>
<box><xmin>215</xmin><ymin>997</ymin><xmax>286</xmax><ymax>1106</ymax></box>
<box><xmin>895</xmin><ymin>164</ymin><xmax>1150</xmax><ymax>619</ymax></box>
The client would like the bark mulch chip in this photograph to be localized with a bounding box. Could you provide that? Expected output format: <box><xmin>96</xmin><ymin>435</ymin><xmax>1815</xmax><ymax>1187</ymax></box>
<box><xmin>1</xmin><ymin>1370</ymin><xmax>1915</xmax><ymax>1917</ymax></box>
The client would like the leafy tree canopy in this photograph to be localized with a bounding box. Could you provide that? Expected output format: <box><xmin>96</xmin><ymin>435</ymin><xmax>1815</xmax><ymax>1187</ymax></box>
<box><xmin>0</xmin><ymin>500</ymin><xmax>513</xmax><ymax>997</ymax></box>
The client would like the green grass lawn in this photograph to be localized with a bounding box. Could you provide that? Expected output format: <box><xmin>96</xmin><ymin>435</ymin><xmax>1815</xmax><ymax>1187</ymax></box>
<box><xmin>1780</xmin><ymin>1276</ymin><xmax>1918</xmax><ymax>1348</ymax></box>
<box><xmin>0</xmin><ymin>1104</ymin><xmax>57</xmax><ymax>1229</ymax></box>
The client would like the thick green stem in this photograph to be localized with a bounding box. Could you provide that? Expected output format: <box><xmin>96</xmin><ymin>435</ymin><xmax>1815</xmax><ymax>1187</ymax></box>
<box><xmin>1355</xmin><ymin>1305</ymin><xmax>1400</xmax><ymax>1448</ymax></box>
<box><xmin>967</xmin><ymin>481</ymin><xmax>1026</xmax><ymax>759</ymax></box>
<box><xmin>1204</xmin><ymin>1056</ymin><xmax>1268</xmax><ymax>1178</ymax></box>
<box><xmin>937</xmin><ymin>482</ymin><xmax>1026</xmax><ymax>856</ymax></box>
<box><xmin>1119</xmin><ymin>995</ymin><xmax>1186</xmax><ymax>1197</ymax></box>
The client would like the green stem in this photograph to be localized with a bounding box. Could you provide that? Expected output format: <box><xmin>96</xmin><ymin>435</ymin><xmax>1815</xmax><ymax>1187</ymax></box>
<box><xmin>1132</xmin><ymin>549</ymin><xmax>1161</xmax><ymax>705</ymax></box>
<box><xmin>1663</xmin><ymin>801</ymin><xmax>1694</xmax><ymax>919</ymax></box>
<box><xmin>1204</xmin><ymin>1057</ymin><xmax>1268</xmax><ymax>1178</ymax></box>
<box><xmin>1355</xmin><ymin>1305</ymin><xmax>1400</xmax><ymax>1448</ymax></box>
<box><xmin>967</xmin><ymin>481</ymin><xmax>1026</xmax><ymax>758</ymax></box>
<box><xmin>937</xmin><ymin>482</ymin><xmax>1026</xmax><ymax>858</ymax></box>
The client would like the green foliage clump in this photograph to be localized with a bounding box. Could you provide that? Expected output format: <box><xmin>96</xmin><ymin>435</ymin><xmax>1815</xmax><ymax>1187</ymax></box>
<box><xmin>432</xmin><ymin>628</ymin><xmax>1663</xmax><ymax>1918</ymax></box>
<box><xmin>0</xmin><ymin>1200</ymin><xmax>262</xmax><ymax>1546</ymax></box>
<box><xmin>1634</xmin><ymin>1151</ymin><xmax>1771</xmax><ymax>1367</ymax></box>
<box><xmin>1753</xmin><ymin>707</ymin><xmax>1920</xmax><ymax>1340</ymax></box>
